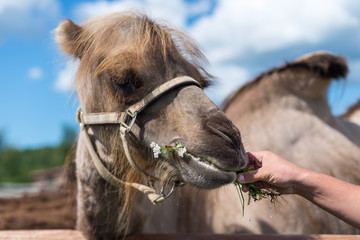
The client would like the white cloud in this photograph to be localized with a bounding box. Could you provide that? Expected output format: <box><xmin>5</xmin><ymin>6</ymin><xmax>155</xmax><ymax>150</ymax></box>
<box><xmin>62</xmin><ymin>0</ymin><xmax>360</xmax><ymax>105</ymax></box>
<box><xmin>28</xmin><ymin>66</ymin><xmax>43</xmax><ymax>80</ymax></box>
<box><xmin>205</xmin><ymin>64</ymin><xmax>249</xmax><ymax>104</ymax></box>
<box><xmin>54</xmin><ymin>59</ymin><xmax>79</xmax><ymax>92</ymax></box>
<box><xmin>189</xmin><ymin>0</ymin><xmax>359</xmax><ymax>64</ymax></box>
<box><xmin>0</xmin><ymin>0</ymin><xmax>60</xmax><ymax>41</ymax></box>
<box><xmin>73</xmin><ymin>0</ymin><xmax>214</xmax><ymax>30</ymax></box>
<box><xmin>74</xmin><ymin>0</ymin><xmax>186</xmax><ymax>29</ymax></box>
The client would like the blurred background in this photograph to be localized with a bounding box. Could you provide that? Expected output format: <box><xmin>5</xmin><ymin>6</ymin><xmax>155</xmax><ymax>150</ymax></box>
<box><xmin>0</xmin><ymin>0</ymin><xmax>360</xmax><ymax>192</ymax></box>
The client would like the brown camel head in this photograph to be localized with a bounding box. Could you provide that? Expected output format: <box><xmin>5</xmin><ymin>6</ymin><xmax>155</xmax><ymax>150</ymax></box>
<box><xmin>55</xmin><ymin>11</ymin><xmax>246</xmax><ymax>190</ymax></box>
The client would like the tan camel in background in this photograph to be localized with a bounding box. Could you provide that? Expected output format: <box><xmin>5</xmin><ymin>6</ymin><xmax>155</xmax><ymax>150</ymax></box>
<box><xmin>216</xmin><ymin>52</ymin><xmax>360</xmax><ymax>234</ymax></box>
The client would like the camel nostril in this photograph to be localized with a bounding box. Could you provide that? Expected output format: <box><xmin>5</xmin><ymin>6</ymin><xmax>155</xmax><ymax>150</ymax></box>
<box><xmin>205</xmin><ymin>120</ymin><xmax>246</xmax><ymax>169</ymax></box>
<box><xmin>206</xmin><ymin>122</ymin><xmax>242</xmax><ymax>149</ymax></box>
<box><xmin>208</xmin><ymin>125</ymin><xmax>234</xmax><ymax>145</ymax></box>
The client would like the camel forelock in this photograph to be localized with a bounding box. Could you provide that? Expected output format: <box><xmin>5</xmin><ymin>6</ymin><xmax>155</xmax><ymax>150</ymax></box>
<box><xmin>72</xmin><ymin>11</ymin><xmax>212</xmax><ymax>91</ymax></box>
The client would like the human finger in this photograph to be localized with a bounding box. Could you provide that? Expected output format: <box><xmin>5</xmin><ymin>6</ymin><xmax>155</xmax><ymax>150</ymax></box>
<box><xmin>247</xmin><ymin>152</ymin><xmax>264</xmax><ymax>168</ymax></box>
<box><xmin>237</xmin><ymin>169</ymin><xmax>262</xmax><ymax>184</ymax></box>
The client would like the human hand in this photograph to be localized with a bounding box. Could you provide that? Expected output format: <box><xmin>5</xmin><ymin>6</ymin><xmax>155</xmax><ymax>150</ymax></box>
<box><xmin>237</xmin><ymin>151</ymin><xmax>307</xmax><ymax>194</ymax></box>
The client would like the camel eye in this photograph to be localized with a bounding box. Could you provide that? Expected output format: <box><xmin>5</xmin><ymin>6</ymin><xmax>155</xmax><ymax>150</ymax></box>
<box><xmin>112</xmin><ymin>70</ymin><xmax>143</xmax><ymax>93</ymax></box>
<box><xmin>126</xmin><ymin>70</ymin><xmax>142</xmax><ymax>88</ymax></box>
<box><xmin>111</xmin><ymin>76</ymin><xmax>129</xmax><ymax>88</ymax></box>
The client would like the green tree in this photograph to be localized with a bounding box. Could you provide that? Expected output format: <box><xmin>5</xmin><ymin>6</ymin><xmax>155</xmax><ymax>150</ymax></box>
<box><xmin>0</xmin><ymin>125</ymin><xmax>77</xmax><ymax>183</ymax></box>
<box><xmin>0</xmin><ymin>130</ymin><xmax>5</xmax><ymax>153</ymax></box>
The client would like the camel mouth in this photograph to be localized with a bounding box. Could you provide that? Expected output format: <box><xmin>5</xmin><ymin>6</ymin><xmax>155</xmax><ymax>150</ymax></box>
<box><xmin>174</xmin><ymin>149</ymin><xmax>237</xmax><ymax>189</ymax></box>
<box><xmin>149</xmin><ymin>141</ymin><xmax>241</xmax><ymax>189</ymax></box>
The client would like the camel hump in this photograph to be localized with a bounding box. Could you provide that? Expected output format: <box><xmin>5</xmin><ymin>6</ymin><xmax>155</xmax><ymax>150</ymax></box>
<box><xmin>221</xmin><ymin>52</ymin><xmax>348</xmax><ymax>111</ymax></box>
<box><xmin>290</xmin><ymin>51</ymin><xmax>348</xmax><ymax>79</ymax></box>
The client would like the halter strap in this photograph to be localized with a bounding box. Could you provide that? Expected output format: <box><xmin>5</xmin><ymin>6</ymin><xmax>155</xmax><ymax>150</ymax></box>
<box><xmin>80</xmin><ymin>123</ymin><xmax>167</xmax><ymax>203</ymax></box>
<box><xmin>76</xmin><ymin>76</ymin><xmax>201</xmax><ymax>204</ymax></box>
<box><xmin>77</xmin><ymin>76</ymin><xmax>200</xmax><ymax>126</ymax></box>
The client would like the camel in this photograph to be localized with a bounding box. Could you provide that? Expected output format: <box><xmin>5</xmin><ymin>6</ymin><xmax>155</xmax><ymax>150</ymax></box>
<box><xmin>341</xmin><ymin>99</ymin><xmax>360</xmax><ymax>125</ymax></box>
<box><xmin>55</xmin><ymin>11</ymin><xmax>247</xmax><ymax>239</ymax></box>
<box><xmin>219</xmin><ymin>52</ymin><xmax>360</xmax><ymax>234</ymax></box>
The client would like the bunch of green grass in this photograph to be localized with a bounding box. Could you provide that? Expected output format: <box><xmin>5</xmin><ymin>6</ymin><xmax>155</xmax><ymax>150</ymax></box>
<box><xmin>160</xmin><ymin>145</ymin><xmax>186</xmax><ymax>156</ymax></box>
<box><xmin>234</xmin><ymin>167</ymin><xmax>279</xmax><ymax>217</ymax></box>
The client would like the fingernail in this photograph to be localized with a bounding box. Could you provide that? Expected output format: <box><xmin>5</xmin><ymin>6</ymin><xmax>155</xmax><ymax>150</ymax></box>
<box><xmin>238</xmin><ymin>174</ymin><xmax>245</xmax><ymax>183</ymax></box>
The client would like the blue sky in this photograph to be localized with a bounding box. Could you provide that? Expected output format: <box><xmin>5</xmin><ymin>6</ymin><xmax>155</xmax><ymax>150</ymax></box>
<box><xmin>1</xmin><ymin>0</ymin><xmax>360</xmax><ymax>149</ymax></box>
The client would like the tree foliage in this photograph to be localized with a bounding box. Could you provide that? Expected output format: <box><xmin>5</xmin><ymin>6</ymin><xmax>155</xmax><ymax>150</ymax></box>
<box><xmin>0</xmin><ymin>125</ymin><xmax>77</xmax><ymax>183</ymax></box>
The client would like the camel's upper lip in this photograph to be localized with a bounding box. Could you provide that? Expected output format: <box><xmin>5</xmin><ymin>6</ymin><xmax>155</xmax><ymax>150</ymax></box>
<box><xmin>166</xmin><ymin>139</ymin><xmax>241</xmax><ymax>172</ymax></box>
<box><xmin>167</xmin><ymin>138</ymin><xmax>245</xmax><ymax>172</ymax></box>
<box><xmin>183</xmin><ymin>149</ymin><xmax>232</xmax><ymax>172</ymax></box>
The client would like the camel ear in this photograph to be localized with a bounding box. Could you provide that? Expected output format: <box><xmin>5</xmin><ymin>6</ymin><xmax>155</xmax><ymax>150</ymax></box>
<box><xmin>55</xmin><ymin>19</ymin><xmax>85</xmax><ymax>58</ymax></box>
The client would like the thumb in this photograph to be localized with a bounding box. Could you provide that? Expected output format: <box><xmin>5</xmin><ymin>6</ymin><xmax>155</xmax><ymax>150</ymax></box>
<box><xmin>237</xmin><ymin>169</ymin><xmax>263</xmax><ymax>184</ymax></box>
